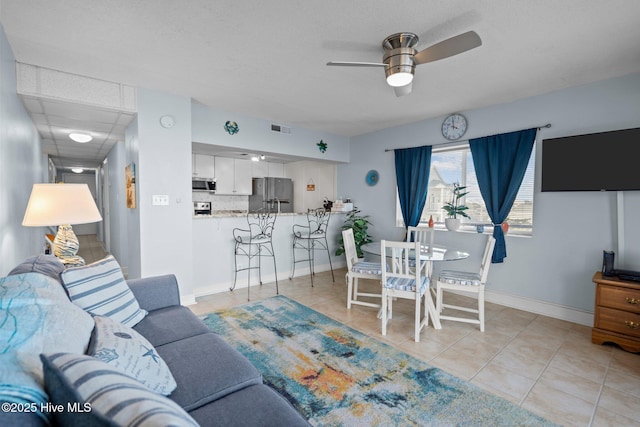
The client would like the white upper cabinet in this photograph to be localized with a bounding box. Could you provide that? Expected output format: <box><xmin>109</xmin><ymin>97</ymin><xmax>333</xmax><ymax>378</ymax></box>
<box><xmin>268</xmin><ymin>162</ymin><xmax>285</xmax><ymax>178</ymax></box>
<box><xmin>214</xmin><ymin>157</ymin><xmax>252</xmax><ymax>195</ymax></box>
<box><xmin>193</xmin><ymin>154</ymin><xmax>216</xmax><ymax>178</ymax></box>
<box><xmin>252</xmin><ymin>161</ymin><xmax>269</xmax><ymax>178</ymax></box>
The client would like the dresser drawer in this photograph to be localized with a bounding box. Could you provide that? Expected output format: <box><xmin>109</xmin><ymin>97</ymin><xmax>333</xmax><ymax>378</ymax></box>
<box><xmin>596</xmin><ymin>307</ymin><xmax>640</xmax><ymax>338</ymax></box>
<box><xmin>597</xmin><ymin>285</ymin><xmax>640</xmax><ymax>314</ymax></box>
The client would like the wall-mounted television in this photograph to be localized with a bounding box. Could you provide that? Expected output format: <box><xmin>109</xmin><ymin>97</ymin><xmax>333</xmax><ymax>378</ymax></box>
<box><xmin>541</xmin><ymin>127</ymin><xmax>640</xmax><ymax>192</ymax></box>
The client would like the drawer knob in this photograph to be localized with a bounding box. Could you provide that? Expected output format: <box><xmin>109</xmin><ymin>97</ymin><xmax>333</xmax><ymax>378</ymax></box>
<box><xmin>626</xmin><ymin>297</ymin><xmax>639</xmax><ymax>305</ymax></box>
<box><xmin>625</xmin><ymin>320</ymin><xmax>640</xmax><ymax>329</ymax></box>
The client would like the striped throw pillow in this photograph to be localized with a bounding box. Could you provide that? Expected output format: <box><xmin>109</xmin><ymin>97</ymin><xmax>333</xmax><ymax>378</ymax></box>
<box><xmin>61</xmin><ymin>255</ymin><xmax>147</xmax><ymax>327</ymax></box>
<box><xmin>40</xmin><ymin>353</ymin><xmax>198</xmax><ymax>427</ymax></box>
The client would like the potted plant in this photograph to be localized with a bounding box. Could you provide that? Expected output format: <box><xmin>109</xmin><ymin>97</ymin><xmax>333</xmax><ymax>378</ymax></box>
<box><xmin>335</xmin><ymin>207</ymin><xmax>373</xmax><ymax>259</ymax></box>
<box><xmin>442</xmin><ymin>183</ymin><xmax>470</xmax><ymax>231</ymax></box>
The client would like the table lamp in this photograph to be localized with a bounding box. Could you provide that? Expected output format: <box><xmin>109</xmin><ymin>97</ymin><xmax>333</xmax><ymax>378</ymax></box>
<box><xmin>22</xmin><ymin>183</ymin><xmax>103</xmax><ymax>266</ymax></box>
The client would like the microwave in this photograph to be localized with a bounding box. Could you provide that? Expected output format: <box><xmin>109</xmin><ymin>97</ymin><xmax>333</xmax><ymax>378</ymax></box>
<box><xmin>192</xmin><ymin>178</ymin><xmax>216</xmax><ymax>192</ymax></box>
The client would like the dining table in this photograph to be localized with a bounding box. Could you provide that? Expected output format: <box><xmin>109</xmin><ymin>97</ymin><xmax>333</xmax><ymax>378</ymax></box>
<box><xmin>360</xmin><ymin>241</ymin><xmax>470</xmax><ymax>330</ymax></box>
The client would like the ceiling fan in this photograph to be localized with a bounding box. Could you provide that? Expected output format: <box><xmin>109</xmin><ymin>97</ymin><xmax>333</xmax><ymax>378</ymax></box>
<box><xmin>327</xmin><ymin>30</ymin><xmax>482</xmax><ymax>97</ymax></box>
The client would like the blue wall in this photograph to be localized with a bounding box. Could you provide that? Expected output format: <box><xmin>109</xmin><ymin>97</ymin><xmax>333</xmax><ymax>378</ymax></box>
<box><xmin>338</xmin><ymin>73</ymin><xmax>640</xmax><ymax>317</ymax></box>
<box><xmin>0</xmin><ymin>23</ymin><xmax>44</xmax><ymax>274</ymax></box>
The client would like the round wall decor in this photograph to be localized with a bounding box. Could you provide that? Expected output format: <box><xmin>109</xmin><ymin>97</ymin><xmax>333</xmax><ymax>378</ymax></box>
<box><xmin>441</xmin><ymin>113</ymin><xmax>467</xmax><ymax>140</ymax></box>
<box><xmin>224</xmin><ymin>121</ymin><xmax>239</xmax><ymax>135</ymax></box>
<box><xmin>366</xmin><ymin>170</ymin><xmax>379</xmax><ymax>186</ymax></box>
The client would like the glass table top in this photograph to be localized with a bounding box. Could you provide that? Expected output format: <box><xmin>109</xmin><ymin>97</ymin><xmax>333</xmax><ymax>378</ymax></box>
<box><xmin>360</xmin><ymin>241</ymin><xmax>470</xmax><ymax>262</ymax></box>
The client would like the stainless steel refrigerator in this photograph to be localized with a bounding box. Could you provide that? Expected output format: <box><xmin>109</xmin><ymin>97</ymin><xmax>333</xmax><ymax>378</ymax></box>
<box><xmin>249</xmin><ymin>178</ymin><xmax>293</xmax><ymax>213</ymax></box>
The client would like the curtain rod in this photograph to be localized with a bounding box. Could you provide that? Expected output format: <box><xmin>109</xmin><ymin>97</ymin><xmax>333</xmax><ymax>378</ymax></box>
<box><xmin>384</xmin><ymin>123</ymin><xmax>552</xmax><ymax>152</ymax></box>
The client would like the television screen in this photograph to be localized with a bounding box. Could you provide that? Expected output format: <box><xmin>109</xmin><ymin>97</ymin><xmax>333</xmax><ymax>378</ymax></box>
<box><xmin>541</xmin><ymin>127</ymin><xmax>640</xmax><ymax>192</ymax></box>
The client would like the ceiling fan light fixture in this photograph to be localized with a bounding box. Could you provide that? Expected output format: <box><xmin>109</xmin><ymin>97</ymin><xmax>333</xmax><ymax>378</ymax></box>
<box><xmin>69</xmin><ymin>133</ymin><xmax>92</xmax><ymax>143</ymax></box>
<box><xmin>386</xmin><ymin>71</ymin><xmax>414</xmax><ymax>87</ymax></box>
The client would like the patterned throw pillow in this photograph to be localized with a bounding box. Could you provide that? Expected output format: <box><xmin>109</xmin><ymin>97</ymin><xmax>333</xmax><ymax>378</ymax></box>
<box><xmin>40</xmin><ymin>353</ymin><xmax>198</xmax><ymax>427</ymax></box>
<box><xmin>61</xmin><ymin>255</ymin><xmax>147</xmax><ymax>327</ymax></box>
<box><xmin>88</xmin><ymin>316</ymin><xmax>177</xmax><ymax>395</ymax></box>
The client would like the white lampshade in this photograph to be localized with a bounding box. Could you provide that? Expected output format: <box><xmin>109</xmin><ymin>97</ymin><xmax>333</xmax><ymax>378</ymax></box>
<box><xmin>22</xmin><ymin>183</ymin><xmax>102</xmax><ymax>226</ymax></box>
<box><xmin>386</xmin><ymin>71</ymin><xmax>414</xmax><ymax>87</ymax></box>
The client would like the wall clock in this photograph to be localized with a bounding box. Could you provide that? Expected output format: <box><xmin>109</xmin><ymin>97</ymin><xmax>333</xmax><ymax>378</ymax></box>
<box><xmin>366</xmin><ymin>170</ymin><xmax>379</xmax><ymax>186</ymax></box>
<box><xmin>441</xmin><ymin>113</ymin><xmax>467</xmax><ymax>140</ymax></box>
<box><xmin>159</xmin><ymin>115</ymin><xmax>175</xmax><ymax>129</ymax></box>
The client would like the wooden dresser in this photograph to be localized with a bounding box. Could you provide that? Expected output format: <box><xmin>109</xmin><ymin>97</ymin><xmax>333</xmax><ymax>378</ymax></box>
<box><xmin>592</xmin><ymin>272</ymin><xmax>640</xmax><ymax>353</ymax></box>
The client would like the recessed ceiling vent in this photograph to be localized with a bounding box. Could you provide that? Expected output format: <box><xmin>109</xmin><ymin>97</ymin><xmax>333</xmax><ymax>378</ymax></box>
<box><xmin>271</xmin><ymin>124</ymin><xmax>291</xmax><ymax>134</ymax></box>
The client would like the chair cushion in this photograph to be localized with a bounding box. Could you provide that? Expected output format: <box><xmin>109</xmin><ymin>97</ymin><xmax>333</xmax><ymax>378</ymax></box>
<box><xmin>439</xmin><ymin>270</ymin><xmax>483</xmax><ymax>286</ymax></box>
<box><xmin>352</xmin><ymin>261</ymin><xmax>382</xmax><ymax>275</ymax></box>
<box><xmin>383</xmin><ymin>276</ymin><xmax>429</xmax><ymax>293</ymax></box>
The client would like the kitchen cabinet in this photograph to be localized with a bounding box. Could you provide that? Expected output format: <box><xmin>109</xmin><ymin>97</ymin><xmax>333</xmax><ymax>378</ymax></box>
<box><xmin>193</xmin><ymin>154</ymin><xmax>216</xmax><ymax>178</ymax></box>
<box><xmin>252</xmin><ymin>161</ymin><xmax>285</xmax><ymax>178</ymax></box>
<box><xmin>252</xmin><ymin>161</ymin><xmax>269</xmax><ymax>178</ymax></box>
<box><xmin>592</xmin><ymin>272</ymin><xmax>640</xmax><ymax>353</ymax></box>
<box><xmin>215</xmin><ymin>157</ymin><xmax>252</xmax><ymax>195</ymax></box>
<box><xmin>268</xmin><ymin>162</ymin><xmax>285</xmax><ymax>178</ymax></box>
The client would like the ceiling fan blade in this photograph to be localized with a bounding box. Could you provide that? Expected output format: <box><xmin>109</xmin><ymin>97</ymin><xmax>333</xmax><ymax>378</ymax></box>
<box><xmin>326</xmin><ymin>61</ymin><xmax>387</xmax><ymax>67</ymax></box>
<box><xmin>394</xmin><ymin>82</ymin><xmax>412</xmax><ymax>97</ymax></box>
<box><xmin>413</xmin><ymin>31</ymin><xmax>482</xmax><ymax>65</ymax></box>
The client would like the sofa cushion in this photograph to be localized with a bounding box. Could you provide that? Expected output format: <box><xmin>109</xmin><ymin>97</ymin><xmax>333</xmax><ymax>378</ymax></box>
<box><xmin>40</xmin><ymin>353</ymin><xmax>198</xmax><ymax>427</ymax></box>
<box><xmin>157</xmin><ymin>332</ymin><xmax>262</xmax><ymax>411</ymax></box>
<box><xmin>60</xmin><ymin>255</ymin><xmax>147</xmax><ymax>327</ymax></box>
<box><xmin>132</xmin><ymin>306</ymin><xmax>210</xmax><ymax>347</ymax></box>
<box><xmin>8</xmin><ymin>254</ymin><xmax>65</xmax><ymax>283</ymax></box>
<box><xmin>0</xmin><ymin>272</ymin><xmax>94</xmax><ymax>423</ymax></box>
<box><xmin>188</xmin><ymin>384</ymin><xmax>310</xmax><ymax>427</ymax></box>
<box><xmin>88</xmin><ymin>316</ymin><xmax>177</xmax><ymax>395</ymax></box>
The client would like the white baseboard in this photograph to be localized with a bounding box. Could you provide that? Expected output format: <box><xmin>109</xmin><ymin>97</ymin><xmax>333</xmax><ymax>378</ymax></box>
<box><xmin>192</xmin><ymin>261</ymin><xmax>347</xmax><ymax>299</ymax></box>
<box><xmin>484</xmin><ymin>289</ymin><xmax>594</xmax><ymax>326</ymax></box>
<box><xmin>180</xmin><ymin>294</ymin><xmax>197</xmax><ymax>306</ymax></box>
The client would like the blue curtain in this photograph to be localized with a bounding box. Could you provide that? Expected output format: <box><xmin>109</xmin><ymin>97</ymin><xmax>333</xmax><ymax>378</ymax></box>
<box><xmin>395</xmin><ymin>145</ymin><xmax>432</xmax><ymax>229</ymax></box>
<box><xmin>469</xmin><ymin>128</ymin><xmax>537</xmax><ymax>263</ymax></box>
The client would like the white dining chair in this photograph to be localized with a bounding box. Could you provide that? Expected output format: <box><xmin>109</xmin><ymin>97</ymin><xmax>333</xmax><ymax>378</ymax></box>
<box><xmin>381</xmin><ymin>240</ymin><xmax>430</xmax><ymax>342</ymax></box>
<box><xmin>407</xmin><ymin>225</ymin><xmax>434</xmax><ymax>252</ymax></box>
<box><xmin>435</xmin><ymin>235</ymin><xmax>496</xmax><ymax>331</ymax></box>
<box><xmin>342</xmin><ymin>228</ymin><xmax>382</xmax><ymax>310</ymax></box>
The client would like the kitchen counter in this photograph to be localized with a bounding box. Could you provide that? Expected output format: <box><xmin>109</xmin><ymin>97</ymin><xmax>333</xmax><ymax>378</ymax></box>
<box><xmin>194</xmin><ymin>211</ymin><xmax>346</xmax><ymax>219</ymax></box>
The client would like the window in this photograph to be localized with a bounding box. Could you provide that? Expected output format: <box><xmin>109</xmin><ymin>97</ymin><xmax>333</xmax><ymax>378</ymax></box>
<box><xmin>396</xmin><ymin>142</ymin><xmax>536</xmax><ymax>236</ymax></box>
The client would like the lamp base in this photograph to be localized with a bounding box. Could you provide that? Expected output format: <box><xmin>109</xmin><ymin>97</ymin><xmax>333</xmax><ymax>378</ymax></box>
<box><xmin>53</xmin><ymin>224</ymin><xmax>85</xmax><ymax>266</ymax></box>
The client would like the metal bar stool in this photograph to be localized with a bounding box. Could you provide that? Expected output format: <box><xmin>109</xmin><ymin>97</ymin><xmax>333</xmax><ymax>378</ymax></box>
<box><xmin>231</xmin><ymin>211</ymin><xmax>279</xmax><ymax>300</ymax></box>
<box><xmin>290</xmin><ymin>208</ymin><xmax>335</xmax><ymax>286</ymax></box>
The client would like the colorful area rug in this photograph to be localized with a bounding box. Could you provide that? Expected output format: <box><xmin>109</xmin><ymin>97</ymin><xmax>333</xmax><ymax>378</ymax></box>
<box><xmin>201</xmin><ymin>295</ymin><xmax>556</xmax><ymax>426</ymax></box>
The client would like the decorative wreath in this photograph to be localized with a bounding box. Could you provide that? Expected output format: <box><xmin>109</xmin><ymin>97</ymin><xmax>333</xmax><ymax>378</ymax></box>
<box><xmin>224</xmin><ymin>121</ymin><xmax>239</xmax><ymax>135</ymax></box>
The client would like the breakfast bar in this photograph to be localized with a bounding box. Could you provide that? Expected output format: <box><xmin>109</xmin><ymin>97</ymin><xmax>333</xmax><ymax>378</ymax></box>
<box><xmin>191</xmin><ymin>211</ymin><xmax>346</xmax><ymax>297</ymax></box>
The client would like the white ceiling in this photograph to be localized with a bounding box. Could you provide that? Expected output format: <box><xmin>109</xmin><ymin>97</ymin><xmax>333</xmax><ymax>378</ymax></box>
<box><xmin>2</xmin><ymin>0</ymin><xmax>640</xmax><ymax>169</ymax></box>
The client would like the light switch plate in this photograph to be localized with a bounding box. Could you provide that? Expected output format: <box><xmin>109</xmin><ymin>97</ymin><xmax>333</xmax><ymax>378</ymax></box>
<box><xmin>152</xmin><ymin>195</ymin><xmax>169</xmax><ymax>206</ymax></box>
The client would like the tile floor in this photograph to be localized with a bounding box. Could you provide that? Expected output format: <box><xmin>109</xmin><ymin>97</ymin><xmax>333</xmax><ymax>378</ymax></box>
<box><xmin>77</xmin><ymin>234</ymin><xmax>109</xmax><ymax>265</ymax></box>
<box><xmin>191</xmin><ymin>270</ymin><xmax>640</xmax><ymax>427</ymax></box>
<box><xmin>79</xmin><ymin>236</ymin><xmax>639</xmax><ymax>426</ymax></box>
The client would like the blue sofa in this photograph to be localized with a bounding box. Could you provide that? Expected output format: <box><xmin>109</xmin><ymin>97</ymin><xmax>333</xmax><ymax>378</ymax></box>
<box><xmin>0</xmin><ymin>256</ymin><xmax>309</xmax><ymax>426</ymax></box>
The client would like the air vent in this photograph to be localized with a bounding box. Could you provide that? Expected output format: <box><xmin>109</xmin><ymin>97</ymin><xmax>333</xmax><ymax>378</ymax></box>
<box><xmin>271</xmin><ymin>124</ymin><xmax>291</xmax><ymax>134</ymax></box>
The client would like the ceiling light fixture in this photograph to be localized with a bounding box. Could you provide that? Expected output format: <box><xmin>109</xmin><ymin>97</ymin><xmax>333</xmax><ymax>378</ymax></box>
<box><xmin>71</xmin><ymin>168</ymin><xmax>84</xmax><ymax>173</ymax></box>
<box><xmin>251</xmin><ymin>156</ymin><xmax>260</xmax><ymax>162</ymax></box>
<box><xmin>260</xmin><ymin>155</ymin><xmax>266</xmax><ymax>160</ymax></box>
<box><xmin>69</xmin><ymin>133</ymin><xmax>92</xmax><ymax>143</ymax></box>
<box><xmin>386</xmin><ymin>72</ymin><xmax>413</xmax><ymax>87</ymax></box>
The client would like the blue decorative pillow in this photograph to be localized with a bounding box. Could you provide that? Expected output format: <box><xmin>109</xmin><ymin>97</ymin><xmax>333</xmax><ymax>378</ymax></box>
<box><xmin>0</xmin><ymin>273</ymin><xmax>94</xmax><ymax>423</ymax></box>
<box><xmin>60</xmin><ymin>255</ymin><xmax>147</xmax><ymax>327</ymax></box>
<box><xmin>8</xmin><ymin>254</ymin><xmax>66</xmax><ymax>283</ymax></box>
<box><xmin>88</xmin><ymin>316</ymin><xmax>176</xmax><ymax>395</ymax></box>
<box><xmin>40</xmin><ymin>353</ymin><xmax>198</xmax><ymax>427</ymax></box>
